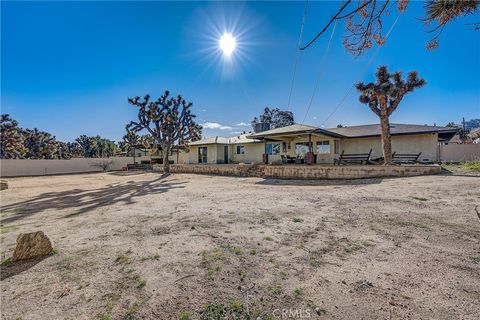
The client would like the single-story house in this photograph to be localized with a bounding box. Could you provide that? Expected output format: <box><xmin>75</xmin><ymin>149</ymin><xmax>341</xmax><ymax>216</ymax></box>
<box><xmin>186</xmin><ymin>134</ymin><xmax>264</xmax><ymax>164</ymax></box>
<box><xmin>182</xmin><ymin>123</ymin><xmax>457</xmax><ymax>164</ymax></box>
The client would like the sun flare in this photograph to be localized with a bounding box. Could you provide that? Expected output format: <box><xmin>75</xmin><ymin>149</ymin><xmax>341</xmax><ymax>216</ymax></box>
<box><xmin>219</xmin><ymin>33</ymin><xmax>236</xmax><ymax>56</ymax></box>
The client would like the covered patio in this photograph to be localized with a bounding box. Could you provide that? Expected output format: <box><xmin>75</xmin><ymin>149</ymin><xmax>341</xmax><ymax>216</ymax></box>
<box><xmin>247</xmin><ymin>124</ymin><xmax>344</xmax><ymax>165</ymax></box>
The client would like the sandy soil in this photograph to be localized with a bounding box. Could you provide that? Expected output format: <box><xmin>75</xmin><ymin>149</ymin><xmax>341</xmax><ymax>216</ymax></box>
<box><xmin>0</xmin><ymin>171</ymin><xmax>479</xmax><ymax>320</ymax></box>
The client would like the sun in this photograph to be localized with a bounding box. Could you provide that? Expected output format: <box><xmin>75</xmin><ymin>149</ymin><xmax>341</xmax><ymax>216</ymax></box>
<box><xmin>219</xmin><ymin>33</ymin><xmax>236</xmax><ymax>56</ymax></box>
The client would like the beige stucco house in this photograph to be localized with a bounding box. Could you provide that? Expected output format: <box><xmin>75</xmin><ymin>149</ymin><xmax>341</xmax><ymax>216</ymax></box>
<box><xmin>182</xmin><ymin>123</ymin><xmax>457</xmax><ymax>164</ymax></box>
<box><xmin>186</xmin><ymin>134</ymin><xmax>264</xmax><ymax>164</ymax></box>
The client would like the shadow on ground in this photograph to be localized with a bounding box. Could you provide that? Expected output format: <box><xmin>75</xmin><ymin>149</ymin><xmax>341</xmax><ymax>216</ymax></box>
<box><xmin>256</xmin><ymin>177</ymin><xmax>384</xmax><ymax>186</ymax></box>
<box><xmin>440</xmin><ymin>169</ymin><xmax>480</xmax><ymax>178</ymax></box>
<box><xmin>1</xmin><ymin>173</ymin><xmax>184</xmax><ymax>224</ymax></box>
<box><xmin>0</xmin><ymin>256</ymin><xmax>49</xmax><ymax>281</ymax></box>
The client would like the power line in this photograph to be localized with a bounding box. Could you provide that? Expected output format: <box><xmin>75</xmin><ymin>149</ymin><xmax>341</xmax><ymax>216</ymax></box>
<box><xmin>287</xmin><ymin>0</ymin><xmax>308</xmax><ymax>111</ymax></box>
<box><xmin>320</xmin><ymin>13</ymin><xmax>402</xmax><ymax>126</ymax></box>
<box><xmin>302</xmin><ymin>20</ymin><xmax>337</xmax><ymax>124</ymax></box>
<box><xmin>300</xmin><ymin>0</ymin><xmax>352</xmax><ymax>51</ymax></box>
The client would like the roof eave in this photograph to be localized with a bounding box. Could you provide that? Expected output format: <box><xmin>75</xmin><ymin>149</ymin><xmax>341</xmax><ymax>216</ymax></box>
<box><xmin>340</xmin><ymin>128</ymin><xmax>459</xmax><ymax>139</ymax></box>
<box><xmin>248</xmin><ymin>129</ymin><xmax>344</xmax><ymax>139</ymax></box>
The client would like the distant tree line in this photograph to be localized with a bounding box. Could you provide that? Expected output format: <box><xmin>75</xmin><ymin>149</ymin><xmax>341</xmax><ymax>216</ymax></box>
<box><xmin>0</xmin><ymin>114</ymin><xmax>124</xmax><ymax>159</ymax></box>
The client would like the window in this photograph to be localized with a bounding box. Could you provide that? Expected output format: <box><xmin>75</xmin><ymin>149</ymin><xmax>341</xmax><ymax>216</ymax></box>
<box><xmin>266</xmin><ymin>143</ymin><xmax>280</xmax><ymax>155</ymax></box>
<box><xmin>295</xmin><ymin>142</ymin><xmax>310</xmax><ymax>157</ymax></box>
<box><xmin>334</xmin><ymin>140</ymin><xmax>339</xmax><ymax>154</ymax></box>
<box><xmin>282</xmin><ymin>142</ymin><xmax>287</xmax><ymax>153</ymax></box>
<box><xmin>236</xmin><ymin>145</ymin><xmax>245</xmax><ymax>154</ymax></box>
<box><xmin>316</xmin><ymin>140</ymin><xmax>330</xmax><ymax>154</ymax></box>
<box><xmin>198</xmin><ymin>147</ymin><xmax>208</xmax><ymax>163</ymax></box>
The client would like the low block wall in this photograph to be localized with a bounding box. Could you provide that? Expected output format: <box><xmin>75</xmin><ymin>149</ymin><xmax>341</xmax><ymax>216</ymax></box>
<box><xmin>153</xmin><ymin>164</ymin><xmax>256</xmax><ymax>177</ymax></box>
<box><xmin>439</xmin><ymin>144</ymin><xmax>480</xmax><ymax>162</ymax></box>
<box><xmin>0</xmin><ymin>157</ymin><xmax>151</xmax><ymax>177</ymax></box>
<box><xmin>154</xmin><ymin>164</ymin><xmax>442</xmax><ymax>179</ymax></box>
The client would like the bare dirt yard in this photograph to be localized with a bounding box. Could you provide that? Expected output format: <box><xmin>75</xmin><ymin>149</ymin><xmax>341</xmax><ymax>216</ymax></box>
<box><xmin>1</xmin><ymin>171</ymin><xmax>479</xmax><ymax>320</ymax></box>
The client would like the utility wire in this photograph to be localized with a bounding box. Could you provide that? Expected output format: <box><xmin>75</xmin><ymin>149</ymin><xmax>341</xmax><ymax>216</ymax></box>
<box><xmin>302</xmin><ymin>20</ymin><xmax>337</xmax><ymax>124</ymax></box>
<box><xmin>320</xmin><ymin>13</ymin><xmax>402</xmax><ymax>126</ymax></box>
<box><xmin>287</xmin><ymin>0</ymin><xmax>308</xmax><ymax>111</ymax></box>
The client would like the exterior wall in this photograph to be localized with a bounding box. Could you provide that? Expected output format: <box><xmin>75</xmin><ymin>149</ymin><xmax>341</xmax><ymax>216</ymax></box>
<box><xmin>216</xmin><ymin>145</ymin><xmax>227</xmax><ymax>164</ymax></box>
<box><xmin>177</xmin><ymin>150</ymin><xmax>189</xmax><ymax>164</ymax></box>
<box><xmin>187</xmin><ymin>144</ymin><xmax>225</xmax><ymax>164</ymax></box>
<box><xmin>182</xmin><ymin>133</ymin><xmax>441</xmax><ymax>164</ymax></box>
<box><xmin>153</xmin><ymin>163</ymin><xmax>442</xmax><ymax>179</ymax></box>
<box><xmin>439</xmin><ymin>144</ymin><xmax>480</xmax><ymax>162</ymax></box>
<box><xmin>340</xmin><ymin>133</ymin><xmax>438</xmax><ymax>161</ymax></box>
<box><xmin>230</xmin><ymin>143</ymin><xmax>264</xmax><ymax>164</ymax></box>
<box><xmin>0</xmin><ymin>156</ymin><xmax>151</xmax><ymax>177</ymax></box>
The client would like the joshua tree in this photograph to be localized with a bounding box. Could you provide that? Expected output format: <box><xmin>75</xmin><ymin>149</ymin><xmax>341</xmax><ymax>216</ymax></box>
<box><xmin>55</xmin><ymin>141</ymin><xmax>72</xmax><ymax>159</ymax></box>
<box><xmin>91</xmin><ymin>136</ymin><xmax>116</xmax><ymax>158</ymax></box>
<box><xmin>22</xmin><ymin>128</ymin><xmax>58</xmax><ymax>159</ymax></box>
<box><xmin>74</xmin><ymin>135</ymin><xmax>116</xmax><ymax>158</ymax></box>
<box><xmin>127</xmin><ymin>90</ymin><xmax>202</xmax><ymax>173</ymax></box>
<box><xmin>301</xmin><ymin>0</ymin><xmax>479</xmax><ymax>55</ymax></box>
<box><xmin>123</xmin><ymin>127</ymin><xmax>140</xmax><ymax>164</ymax></box>
<box><xmin>67</xmin><ymin>141</ymin><xmax>84</xmax><ymax>158</ymax></box>
<box><xmin>0</xmin><ymin>114</ymin><xmax>26</xmax><ymax>159</ymax></box>
<box><xmin>140</xmin><ymin>134</ymin><xmax>156</xmax><ymax>161</ymax></box>
<box><xmin>355</xmin><ymin>66</ymin><xmax>426</xmax><ymax>164</ymax></box>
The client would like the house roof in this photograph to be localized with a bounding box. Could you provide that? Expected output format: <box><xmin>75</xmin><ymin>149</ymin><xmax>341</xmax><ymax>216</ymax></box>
<box><xmin>247</xmin><ymin>123</ymin><xmax>343</xmax><ymax>139</ymax></box>
<box><xmin>188</xmin><ymin>133</ymin><xmax>261</xmax><ymax>146</ymax></box>
<box><xmin>326</xmin><ymin>123</ymin><xmax>458</xmax><ymax>138</ymax></box>
<box><xmin>191</xmin><ymin>123</ymin><xmax>458</xmax><ymax>145</ymax></box>
<box><xmin>227</xmin><ymin>133</ymin><xmax>262</xmax><ymax>144</ymax></box>
<box><xmin>188</xmin><ymin>136</ymin><xmax>230</xmax><ymax>146</ymax></box>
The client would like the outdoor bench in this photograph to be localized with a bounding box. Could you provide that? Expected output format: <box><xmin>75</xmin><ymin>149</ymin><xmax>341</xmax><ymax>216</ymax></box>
<box><xmin>334</xmin><ymin>149</ymin><xmax>372</xmax><ymax>165</ymax></box>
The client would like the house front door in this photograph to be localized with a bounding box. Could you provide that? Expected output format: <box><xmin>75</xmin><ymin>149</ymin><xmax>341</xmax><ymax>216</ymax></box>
<box><xmin>224</xmin><ymin>146</ymin><xmax>228</xmax><ymax>164</ymax></box>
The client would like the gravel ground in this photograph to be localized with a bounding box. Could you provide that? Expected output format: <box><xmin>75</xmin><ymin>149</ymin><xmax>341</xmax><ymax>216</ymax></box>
<box><xmin>0</xmin><ymin>171</ymin><xmax>479</xmax><ymax>320</ymax></box>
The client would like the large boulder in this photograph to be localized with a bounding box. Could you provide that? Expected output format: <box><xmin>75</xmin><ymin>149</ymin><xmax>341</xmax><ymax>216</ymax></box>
<box><xmin>11</xmin><ymin>231</ymin><xmax>53</xmax><ymax>262</ymax></box>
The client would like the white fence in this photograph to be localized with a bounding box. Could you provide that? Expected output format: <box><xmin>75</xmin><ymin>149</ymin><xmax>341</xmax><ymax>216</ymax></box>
<box><xmin>439</xmin><ymin>144</ymin><xmax>480</xmax><ymax>162</ymax></box>
<box><xmin>0</xmin><ymin>157</ymin><xmax>152</xmax><ymax>177</ymax></box>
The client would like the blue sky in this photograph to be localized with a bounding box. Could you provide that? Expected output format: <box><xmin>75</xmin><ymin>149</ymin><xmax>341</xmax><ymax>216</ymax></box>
<box><xmin>1</xmin><ymin>1</ymin><xmax>479</xmax><ymax>141</ymax></box>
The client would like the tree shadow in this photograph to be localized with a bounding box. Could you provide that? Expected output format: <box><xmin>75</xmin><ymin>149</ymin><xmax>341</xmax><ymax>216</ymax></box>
<box><xmin>256</xmin><ymin>177</ymin><xmax>384</xmax><ymax>186</ymax></box>
<box><xmin>1</xmin><ymin>256</ymin><xmax>48</xmax><ymax>281</ymax></box>
<box><xmin>439</xmin><ymin>169</ymin><xmax>480</xmax><ymax>178</ymax></box>
<box><xmin>1</xmin><ymin>173</ymin><xmax>185</xmax><ymax>224</ymax></box>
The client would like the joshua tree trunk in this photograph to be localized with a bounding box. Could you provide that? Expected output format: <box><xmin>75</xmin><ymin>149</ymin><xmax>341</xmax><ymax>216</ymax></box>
<box><xmin>132</xmin><ymin>148</ymin><xmax>136</xmax><ymax>164</ymax></box>
<box><xmin>379</xmin><ymin>97</ymin><xmax>392</xmax><ymax>164</ymax></box>
<box><xmin>162</xmin><ymin>145</ymin><xmax>170</xmax><ymax>173</ymax></box>
<box><xmin>356</xmin><ymin>66</ymin><xmax>425</xmax><ymax>166</ymax></box>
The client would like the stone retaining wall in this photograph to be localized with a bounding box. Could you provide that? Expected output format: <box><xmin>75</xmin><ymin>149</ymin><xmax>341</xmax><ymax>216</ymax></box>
<box><xmin>154</xmin><ymin>164</ymin><xmax>257</xmax><ymax>177</ymax></box>
<box><xmin>261</xmin><ymin>164</ymin><xmax>441</xmax><ymax>179</ymax></box>
<box><xmin>154</xmin><ymin>164</ymin><xmax>442</xmax><ymax>179</ymax></box>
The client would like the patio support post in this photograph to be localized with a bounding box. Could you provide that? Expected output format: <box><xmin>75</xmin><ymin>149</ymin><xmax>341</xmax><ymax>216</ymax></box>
<box><xmin>263</xmin><ymin>139</ymin><xmax>268</xmax><ymax>164</ymax></box>
<box><xmin>306</xmin><ymin>134</ymin><xmax>314</xmax><ymax>165</ymax></box>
